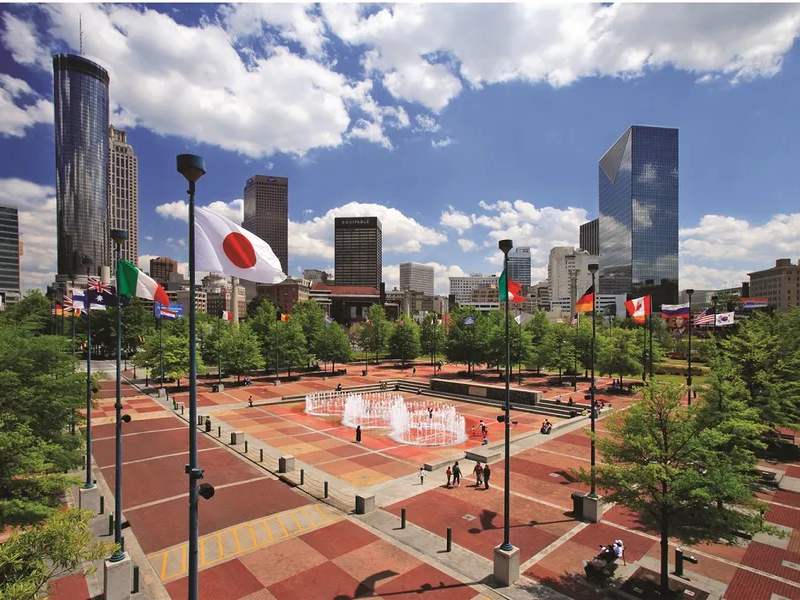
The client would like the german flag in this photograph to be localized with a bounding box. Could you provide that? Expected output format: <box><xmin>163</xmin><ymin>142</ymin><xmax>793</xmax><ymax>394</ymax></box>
<box><xmin>575</xmin><ymin>285</ymin><xmax>595</xmax><ymax>313</ymax></box>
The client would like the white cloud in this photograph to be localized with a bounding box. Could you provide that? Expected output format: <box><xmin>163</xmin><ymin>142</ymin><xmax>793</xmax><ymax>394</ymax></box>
<box><xmin>0</xmin><ymin>73</ymin><xmax>53</xmax><ymax>137</ymax></box>
<box><xmin>323</xmin><ymin>4</ymin><xmax>800</xmax><ymax>111</ymax></box>
<box><xmin>679</xmin><ymin>264</ymin><xmax>748</xmax><ymax>291</ymax></box>
<box><xmin>220</xmin><ymin>3</ymin><xmax>328</xmax><ymax>57</ymax></box>
<box><xmin>431</xmin><ymin>136</ymin><xmax>454</xmax><ymax>148</ymax></box>
<box><xmin>289</xmin><ymin>201</ymin><xmax>447</xmax><ymax>261</ymax></box>
<box><xmin>414</xmin><ymin>114</ymin><xmax>440</xmax><ymax>133</ymax></box>
<box><xmin>439</xmin><ymin>206</ymin><xmax>473</xmax><ymax>235</ymax></box>
<box><xmin>155</xmin><ymin>199</ymin><xmax>244</xmax><ymax>224</ymax></box>
<box><xmin>384</xmin><ymin>261</ymin><xmax>467</xmax><ymax>296</ymax></box>
<box><xmin>0</xmin><ymin>178</ymin><xmax>56</xmax><ymax>290</ymax></box>
<box><xmin>0</xmin><ymin>13</ymin><xmax>50</xmax><ymax>69</ymax></box>
<box><xmin>457</xmin><ymin>238</ymin><xmax>477</xmax><ymax>252</ymax></box>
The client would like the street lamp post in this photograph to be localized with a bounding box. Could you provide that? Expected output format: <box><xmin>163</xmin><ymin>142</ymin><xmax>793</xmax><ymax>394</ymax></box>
<box><xmin>110</xmin><ymin>229</ymin><xmax>129</xmax><ymax>562</ymax></box>
<box><xmin>217</xmin><ymin>314</ymin><xmax>222</xmax><ymax>387</ymax></box>
<box><xmin>82</xmin><ymin>257</ymin><xmax>94</xmax><ymax>490</ymax></box>
<box><xmin>158</xmin><ymin>317</ymin><xmax>164</xmax><ymax>388</ymax></box>
<box><xmin>177</xmin><ymin>154</ymin><xmax>206</xmax><ymax>600</ymax></box>
<box><xmin>686</xmin><ymin>289</ymin><xmax>694</xmax><ymax>406</ymax></box>
<box><xmin>588</xmin><ymin>263</ymin><xmax>599</xmax><ymax>498</ymax></box>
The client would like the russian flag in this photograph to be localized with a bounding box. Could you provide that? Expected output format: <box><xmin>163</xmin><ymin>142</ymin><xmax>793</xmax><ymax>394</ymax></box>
<box><xmin>661</xmin><ymin>303</ymin><xmax>690</xmax><ymax>318</ymax></box>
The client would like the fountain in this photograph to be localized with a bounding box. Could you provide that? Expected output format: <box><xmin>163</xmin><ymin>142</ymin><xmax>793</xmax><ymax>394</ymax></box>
<box><xmin>390</xmin><ymin>399</ymin><xmax>467</xmax><ymax>446</ymax></box>
<box><xmin>341</xmin><ymin>392</ymin><xmax>403</xmax><ymax>429</ymax></box>
<box><xmin>304</xmin><ymin>390</ymin><xmax>348</xmax><ymax>416</ymax></box>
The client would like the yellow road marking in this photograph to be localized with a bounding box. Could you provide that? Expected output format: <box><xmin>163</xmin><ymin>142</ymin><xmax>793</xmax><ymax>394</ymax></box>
<box><xmin>248</xmin><ymin>524</ymin><xmax>257</xmax><ymax>547</ymax></box>
<box><xmin>233</xmin><ymin>528</ymin><xmax>242</xmax><ymax>553</ymax></box>
<box><xmin>180</xmin><ymin>544</ymin><xmax>186</xmax><ymax>574</ymax></box>
<box><xmin>290</xmin><ymin>512</ymin><xmax>304</xmax><ymax>533</ymax></box>
<box><xmin>276</xmin><ymin>516</ymin><xmax>290</xmax><ymax>538</ymax></box>
<box><xmin>160</xmin><ymin>550</ymin><xmax>169</xmax><ymax>580</ymax></box>
<box><xmin>216</xmin><ymin>532</ymin><xmax>223</xmax><ymax>558</ymax></box>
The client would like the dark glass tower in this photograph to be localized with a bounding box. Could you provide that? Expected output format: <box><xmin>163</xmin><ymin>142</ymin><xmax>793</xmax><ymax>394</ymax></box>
<box><xmin>53</xmin><ymin>54</ymin><xmax>110</xmax><ymax>279</ymax></box>
<box><xmin>598</xmin><ymin>126</ymin><xmax>678</xmax><ymax>308</ymax></box>
<box><xmin>334</xmin><ymin>217</ymin><xmax>382</xmax><ymax>288</ymax></box>
<box><xmin>0</xmin><ymin>206</ymin><xmax>21</xmax><ymax>304</ymax></box>
<box><xmin>243</xmin><ymin>175</ymin><xmax>288</xmax><ymax>274</ymax></box>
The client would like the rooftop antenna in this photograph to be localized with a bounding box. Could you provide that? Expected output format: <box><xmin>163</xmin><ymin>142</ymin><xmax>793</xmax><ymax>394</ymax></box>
<box><xmin>79</xmin><ymin>14</ymin><xmax>83</xmax><ymax>55</ymax></box>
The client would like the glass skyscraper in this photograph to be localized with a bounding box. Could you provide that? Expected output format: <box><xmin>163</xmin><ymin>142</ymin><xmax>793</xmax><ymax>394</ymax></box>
<box><xmin>598</xmin><ymin>126</ymin><xmax>678</xmax><ymax>308</ymax></box>
<box><xmin>53</xmin><ymin>54</ymin><xmax>110</xmax><ymax>280</ymax></box>
<box><xmin>508</xmin><ymin>246</ymin><xmax>532</xmax><ymax>286</ymax></box>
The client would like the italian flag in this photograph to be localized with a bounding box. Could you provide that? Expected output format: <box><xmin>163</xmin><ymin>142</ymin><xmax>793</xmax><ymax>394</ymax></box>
<box><xmin>117</xmin><ymin>260</ymin><xmax>170</xmax><ymax>305</ymax></box>
<box><xmin>498</xmin><ymin>269</ymin><xmax>524</xmax><ymax>303</ymax></box>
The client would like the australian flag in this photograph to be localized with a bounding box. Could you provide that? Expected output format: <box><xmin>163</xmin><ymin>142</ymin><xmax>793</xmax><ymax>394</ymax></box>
<box><xmin>86</xmin><ymin>278</ymin><xmax>116</xmax><ymax>310</ymax></box>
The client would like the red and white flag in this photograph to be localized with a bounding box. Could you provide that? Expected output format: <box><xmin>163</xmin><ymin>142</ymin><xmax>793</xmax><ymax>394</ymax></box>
<box><xmin>195</xmin><ymin>207</ymin><xmax>286</xmax><ymax>284</ymax></box>
<box><xmin>625</xmin><ymin>295</ymin><xmax>652</xmax><ymax>325</ymax></box>
<box><xmin>221</xmin><ymin>310</ymin><xmax>234</xmax><ymax>321</ymax></box>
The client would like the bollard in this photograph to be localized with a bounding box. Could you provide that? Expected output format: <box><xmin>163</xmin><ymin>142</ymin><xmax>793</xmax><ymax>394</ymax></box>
<box><xmin>180</xmin><ymin>404</ymin><xmax>184</xmax><ymax>415</ymax></box>
<box><xmin>99</xmin><ymin>495</ymin><xmax>105</xmax><ymax>514</ymax></box>
<box><xmin>245</xmin><ymin>440</ymin><xmax>249</xmax><ymax>453</ymax></box>
<box><xmin>260</xmin><ymin>448</ymin><xmax>264</xmax><ymax>462</ymax></box>
<box><xmin>218</xmin><ymin>426</ymin><xmax>221</xmax><ymax>438</ymax></box>
<box><xmin>120</xmin><ymin>535</ymin><xmax>125</xmax><ymax>553</ymax></box>
<box><xmin>300</xmin><ymin>469</ymin><xmax>304</xmax><ymax>485</ymax></box>
<box><xmin>401</xmin><ymin>508</ymin><xmax>406</xmax><ymax>529</ymax></box>
<box><xmin>132</xmin><ymin>565</ymin><xmax>140</xmax><ymax>593</ymax></box>
<box><xmin>324</xmin><ymin>481</ymin><xmax>329</xmax><ymax>498</ymax></box>
<box><xmin>674</xmin><ymin>547</ymin><xmax>697</xmax><ymax>577</ymax></box>
<box><xmin>446</xmin><ymin>527</ymin><xmax>452</xmax><ymax>552</ymax></box>
<box><xmin>108</xmin><ymin>514</ymin><xmax>114</xmax><ymax>536</ymax></box>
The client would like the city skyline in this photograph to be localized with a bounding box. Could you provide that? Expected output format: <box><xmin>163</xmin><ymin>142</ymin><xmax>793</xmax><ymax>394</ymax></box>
<box><xmin>1</xmin><ymin>4</ymin><xmax>800</xmax><ymax>295</ymax></box>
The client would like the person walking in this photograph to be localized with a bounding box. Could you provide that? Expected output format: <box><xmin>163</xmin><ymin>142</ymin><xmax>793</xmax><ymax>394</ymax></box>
<box><xmin>452</xmin><ymin>461</ymin><xmax>462</xmax><ymax>487</ymax></box>
<box><xmin>355</xmin><ymin>424</ymin><xmax>362</xmax><ymax>443</ymax></box>
<box><xmin>248</xmin><ymin>395</ymin><xmax>253</xmax><ymax>407</ymax></box>
<box><xmin>419</xmin><ymin>466</ymin><xmax>425</xmax><ymax>485</ymax></box>
<box><xmin>473</xmin><ymin>462</ymin><xmax>483</xmax><ymax>487</ymax></box>
<box><xmin>483</xmin><ymin>463</ymin><xmax>491</xmax><ymax>489</ymax></box>
<box><xmin>445</xmin><ymin>465</ymin><xmax>452</xmax><ymax>487</ymax></box>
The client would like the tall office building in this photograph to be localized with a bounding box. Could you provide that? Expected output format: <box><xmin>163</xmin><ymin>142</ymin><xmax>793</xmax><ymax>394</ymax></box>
<box><xmin>0</xmin><ymin>206</ymin><xmax>21</xmax><ymax>305</ymax></box>
<box><xmin>108</xmin><ymin>126</ymin><xmax>138</xmax><ymax>266</ymax></box>
<box><xmin>243</xmin><ymin>175</ymin><xmax>288</xmax><ymax>274</ymax></box>
<box><xmin>334</xmin><ymin>217</ymin><xmax>382</xmax><ymax>288</ymax></box>
<box><xmin>449</xmin><ymin>274</ymin><xmax>498</xmax><ymax>305</ymax></box>
<box><xmin>53</xmin><ymin>54</ymin><xmax>110</xmax><ymax>281</ymax></box>
<box><xmin>508</xmin><ymin>246</ymin><xmax>532</xmax><ymax>286</ymax></box>
<box><xmin>548</xmin><ymin>247</ymin><xmax>594</xmax><ymax>307</ymax></box>
<box><xmin>149</xmin><ymin>256</ymin><xmax>178</xmax><ymax>285</ymax></box>
<box><xmin>579</xmin><ymin>219</ymin><xmax>599</xmax><ymax>256</ymax></box>
<box><xmin>598</xmin><ymin>125</ymin><xmax>678</xmax><ymax>307</ymax></box>
<box><xmin>399</xmin><ymin>262</ymin><xmax>434</xmax><ymax>296</ymax></box>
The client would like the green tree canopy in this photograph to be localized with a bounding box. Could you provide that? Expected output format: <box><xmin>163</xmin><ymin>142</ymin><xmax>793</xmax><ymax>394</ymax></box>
<box><xmin>524</xmin><ymin>310</ymin><xmax>551</xmax><ymax>375</ymax></box>
<box><xmin>291</xmin><ymin>300</ymin><xmax>326</xmax><ymax>365</ymax></box>
<box><xmin>419</xmin><ymin>313</ymin><xmax>445</xmax><ymax>365</ymax></box>
<box><xmin>316</xmin><ymin>322</ymin><xmax>351</xmax><ymax>372</ymax></box>
<box><xmin>220</xmin><ymin>323</ymin><xmax>264</xmax><ymax>381</ymax></box>
<box><xmin>359</xmin><ymin>304</ymin><xmax>393</xmax><ymax>364</ymax></box>
<box><xmin>542</xmin><ymin>322</ymin><xmax>576</xmax><ymax>384</ymax></box>
<box><xmin>596</xmin><ymin>326</ymin><xmax>642</xmax><ymax>384</ymax></box>
<box><xmin>0</xmin><ymin>290</ymin><xmax>51</xmax><ymax>334</ymax></box>
<box><xmin>389</xmin><ymin>315</ymin><xmax>421</xmax><ymax>367</ymax></box>
<box><xmin>271</xmin><ymin>318</ymin><xmax>307</xmax><ymax>376</ymax></box>
<box><xmin>445</xmin><ymin>307</ymin><xmax>482</xmax><ymax>373</ymax></box>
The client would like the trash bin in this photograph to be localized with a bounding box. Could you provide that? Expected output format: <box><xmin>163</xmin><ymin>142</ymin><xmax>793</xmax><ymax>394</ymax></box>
<box><xmin>571</xmin><ymin>491</ymin><xmax>584</xmax><ymax>519</ymax></box>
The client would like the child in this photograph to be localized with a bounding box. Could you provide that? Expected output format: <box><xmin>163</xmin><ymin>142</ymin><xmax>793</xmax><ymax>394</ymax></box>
<box><xmin>446</xmin><ymin>465</ymin><xmax>452</xmax><ymax>487</ymax></box>
<box><xmin>419</xmin><ymin>466</ymin><xmax>425</xmax><ymax>485</ymax></box>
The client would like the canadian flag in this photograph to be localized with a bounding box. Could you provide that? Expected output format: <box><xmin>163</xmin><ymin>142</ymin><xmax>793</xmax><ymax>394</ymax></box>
<box><xmin>195</xmin><ymin>207</ymin><xmax>286</xmax><ymax>283</ymax></box>
<box><xmin>625</xmin><ymin>295</ymin><xmax>652</xmax><ymax>325</ymax></box>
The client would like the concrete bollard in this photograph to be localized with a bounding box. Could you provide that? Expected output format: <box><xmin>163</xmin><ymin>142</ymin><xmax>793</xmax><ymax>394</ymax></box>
<box><xmin>401</xmin><ymin>508</ymin><xmax>406</xmax><ymax>529</ymax></box>
<box><xmin>259</xmin><ymin>448</ymin><xmax>264</xmax><ymax>462</ymax></box>
<box><xmin>355</xmin><ymin>495</ymin><xmax>375</xmax><ymax>515</ymax></box>
<box><xmin>230</xmin><ymin>431</ymin><xmax>245</xmax><ymax>445</ymax></box>
<box><xmin>99</xmin><ymin>495</ymin><xmax>105</xmax><ymax>514</ymax></box>
<box><xmin>244</xmin><ymin>440</ymin><xmax>249</xmax><ymax>453</ymax></box>
<box><xmin>132</xmin><ymin>565</ymin><xmax>140</xmax><ymax>594</ymax></box>
<box><xmin>324</xmin><ymin>481</ymin><xmax>329</xmax><ymax>498</ymax></box>
<box><xmin>108</xmin><ymin>514</ymin><xmax>114</xmax><ymax>536</ymax></box>
<box><xmin>217</xmin><ymin>426</ymin><xmax>221</xmax><ymax>438</ymax></box>
<box><xmin>278</xmin><ymin>455</ymin><xmax>295</xmax><ymax>473</ymax></box>
<box><xmin>446</xmin><ymin>527</ymin><xmax>452</xmax><ymax>552</ymax></box>
<box><xmin>300</xmin><ymin>469</ymin><xmax>304</xmax><ymax>485</ymax></box>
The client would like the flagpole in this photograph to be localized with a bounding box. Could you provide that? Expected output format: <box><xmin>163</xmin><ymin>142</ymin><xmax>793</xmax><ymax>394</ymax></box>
<box><xmin>686</xmin><ymin>289</ymin><xmax>694</xmax><ymax>406</ymax></box>
<box><xmin>648</xmin><ymin>311</ymin><xmax>654</xmax><ymax>380</ymax></box>
<box><xmin>83</xmin><ymin>260</ymin><xmax>93</xmax><ymax>489</ymax></box>
<box><xmin>177</xmin><ymin>154</ymin><xmax>206</xmax><ymax>600</ymax></box>
<box><xmin>588</xmin><ymin>263</ymin><xmax>598</xmax><ymax>497</ymax></box>
<box><xmin>499</xmin><ymin>240</ymin><xmax>513</xmax><ymax>553</ymax></box>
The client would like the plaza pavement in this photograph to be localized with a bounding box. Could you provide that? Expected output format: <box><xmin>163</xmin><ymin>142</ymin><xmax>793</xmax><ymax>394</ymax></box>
<box><xmin>51</xmin><ymin>364</ymin><xmax>800</xmax><ymax>600</ymax></box>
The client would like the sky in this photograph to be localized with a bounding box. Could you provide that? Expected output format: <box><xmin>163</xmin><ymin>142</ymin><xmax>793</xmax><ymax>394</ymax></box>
<box><xmin>1</xmin><ymin>2</ymin><xmax>800</xmax><ymax>295</ymax></box>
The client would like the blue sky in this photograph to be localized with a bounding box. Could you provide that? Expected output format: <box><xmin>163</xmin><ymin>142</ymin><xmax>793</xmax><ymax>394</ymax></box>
<box><xmin>1</xmin><ymin>3</ymin><xmax>800</xmax><ymax>293</ymax></box>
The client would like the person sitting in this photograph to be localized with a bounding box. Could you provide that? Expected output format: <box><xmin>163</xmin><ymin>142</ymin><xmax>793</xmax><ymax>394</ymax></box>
<box><xmin>568</xmin><ymin>397</ymin><xmax>575</xmax><ymax>406</ymax></box>
<box><xmin>540</xmin><ymin>419</ymin><xmax>552</xmax><ymax>435</ymax></box>
<box><xmin>569</xmin><ymin>409</ymin><xmax>578</xmax><ymax>418</ymax></box>
<box><xmin>555</xmin><ymin>396</ymin><xmax>562</xmax><ymax>404</ymax></box>
<box><xmin>336</xmin><ymin>383</ymin><xmax>342</xmax><ymax>392</ymax></box>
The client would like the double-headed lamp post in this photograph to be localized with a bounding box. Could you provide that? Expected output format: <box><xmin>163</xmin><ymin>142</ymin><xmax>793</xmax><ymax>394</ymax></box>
<box><xmin>588</xmin><ymin>263</ymin><xmax>599</xmax><ymax>498</ymax></box>
<box><xmin>686</xmin><ymin>289</ymin><xmax>694</xmax><ymax>406</ymax></box>
<box><xmin>177</xmin><ymin>154</ymin><xmax>215</xmax><ymax>600</ymax></box>
<box><xmin>110</xmin><ymin>229</ymin><xmax>132</xmax><ymax>562</ymax></box>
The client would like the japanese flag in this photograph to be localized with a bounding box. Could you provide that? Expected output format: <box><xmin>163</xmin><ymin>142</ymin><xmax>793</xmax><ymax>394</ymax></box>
<box><xmin>195</xmin><ymin>207</ymin><xmax>286</xmax><ymax>284</ymax></box>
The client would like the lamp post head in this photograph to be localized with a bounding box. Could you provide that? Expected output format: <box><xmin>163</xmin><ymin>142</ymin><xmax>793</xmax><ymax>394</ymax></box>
<box><xmin>711</xmin><ymin>295</ymin><xmax>717</xmax><ymax>303</ymax></box>
<box><xmin>686</xmin><ymin>288</ymin><xmax>694</xmax><ymax>296</ymax></box>
<box><xmin>588</xmin><ymin>263</ymin><xmax>599</xmax><ymax>274</ymax></box>
<box><xmin>110</xmin><ymin>229</ymin><xmax>128</xmax><ymax>246</ymax></box>
<box><xmin>176</xmin><ymin>154</ymin><xmax>206</xmax><ymax>183</ymax></box>
<box><xmin>81</xmin><ymin>255</ymin><xmax>93</xmax><ymax>267</ymax></box>
<box><xmin>498</xmin><ymin>239</ymin><xmax>513</xmax><ymax>254</ymax></box>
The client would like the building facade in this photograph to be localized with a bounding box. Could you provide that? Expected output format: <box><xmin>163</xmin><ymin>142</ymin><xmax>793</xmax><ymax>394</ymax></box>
<box><xmin>448</xmin><ymin>274</ymin><xmax>498</xmax><ymax>305</ymax></box>
<box><xmin>0</xmin><ymin>206</ymin><xmax>21</xmax><ymax>305</ymax></box>
<box><xmin>334</xmin><ymin>217</ymin><xmax>382</xmax><ymax>288</ymax></box>
<box><xmin>203</xmin><ymin>273</ymin><xmax>247</xmax><ymax>318</ymax></box>
<box><xmin>309</xmin><ymin>282</ymin><xmax>381</xmax><ymax>325</ymax></box>
<box><xmin>167</xmin><ymin>289</ymin><xmax>207</xmax><ymax>314</ymax></box>
<box><xmin>243</xmin><ymin>175</ymin><xmax>288</xmax><ymax>274</ymax></box>
<box><xmin>399</xmin><ymin>262</ymin><xmax>434</xmax><ymax>296</ymax></box>
<box><xmin>54</xmin><ymin>54</ymin><xmax>110</xmax><ymax>281</ymax></box>
<box><xmin>256</xmin><ymin>278</ymin><xmax>311</xmax><ymax>315</ymax></box>
<box><xmin>108</xmin><ymin>126</ymin><xmax>138</xmax><ymax>266</ymax></box>
<box><xmin>748</xmin><ymin>259</ymin><xmax>800</xmax><ymax>311</ymax></box>
<box><xmin>548</xmin><ymin>247</ymin><xmax>594</xmax><ymax>309</ymax></box>
<box><xmin>302</xmin><ymin>268</ymin><xmax>330</xmax><ymax>283</ymax></box>
<box><xmin>598</xmin><ymin>125</ymin><xmax>678</xmax><ymax>308</ymax></box>
<box><xmin>579</xmin><ymin>219</ymin><xmax>599</xmax><ymax>255</ymax></box>
<box><xmin>508</xmin><ymin>247</ymin><xmax>532</xmax><ymax>286</ymax></box>
<box><xmin>530</xmin><ymin>281</ymin><xmax>551</xmax><ymax>311</ymax></box>
<box><xmin>149</xmin><ymin>256</ymin><xmax>178</xmax><ymax>285</ymax></box>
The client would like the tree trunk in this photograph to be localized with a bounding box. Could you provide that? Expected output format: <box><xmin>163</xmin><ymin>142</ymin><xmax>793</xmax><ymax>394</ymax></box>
<box><xmin>660</xmin><ymin>513</ymin><xmax>670</xmax><ymax>597</ymax></box>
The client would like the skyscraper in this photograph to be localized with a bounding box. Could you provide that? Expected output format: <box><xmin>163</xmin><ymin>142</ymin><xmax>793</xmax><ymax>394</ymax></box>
<box><xmin>334</xmin><ymin>217</ymin><xmax>382</xmax><ymax>288</ymax></box>
<box><xmin>0</xmin><ymin>206</ymin><xmax>21</xmax><ymax>305</ymax></box>
<box><xmin>598</xmin><ymin>125</ymin><xmax>678</xmax><ymax>307</ymax></box>
<box><xmin>108</xmin><ymin>126</ymin><xmax>138</xmax><ymax>266</ymax></box>
<box><xmin>399</xmin><ymin>262</ymin><xmax>434</xmax><ymax>296</ymax></box>
<box><xmin>149</xmin><ymin>256</ymin><xmax>178</xmax><ymax>285</ymax></box>
<box><xmin>579</xmin><ymin>219</ymin><xmax>599</xmax><ymax>256</ymax></box>
<box><xmin>53</xmin><ymin>54</ymin><xmax>110</xmax><ymax>280</ymax></box>
<box><xmin>243</xmin><ymin>175</ymin><xmax>288</xmax><ymax>274</ymax></box>
<box><xmin>508</xmin><ymin>246</ymin><xmax>532</xmax><ymax>286</ymax></box>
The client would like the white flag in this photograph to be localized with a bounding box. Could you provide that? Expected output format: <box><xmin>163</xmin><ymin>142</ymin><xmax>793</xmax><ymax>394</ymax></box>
<box><xmin>514</xmin><ymin>314</ymin><xmax>522</xmax><ymax>325</ymax></box>
<box><xmin>715</xmin><ymin>312</ymin><xmax>735</xmax><ymax>327</ymax></box>
<box><xmin>195</xmin><ymin>207</ymin><xmax>286</xmax><ymax>284</ymax></box>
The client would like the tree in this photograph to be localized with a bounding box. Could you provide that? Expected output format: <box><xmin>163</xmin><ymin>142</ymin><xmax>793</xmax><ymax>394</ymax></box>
<box><xmin>419</xmin><ymin>314</ymin><xmax>445</xmax><ymax>365</ymax></box>
<box><xmin>220</xmin><ymin>323</ymin><xmax>264</xmax><ymax>382</ymax></box>
<box><xmin>542</xmin><ymin>322</ymin><xmax>576</xmax><ymax>384</ymax></box>
<box><xmin>389</xmin><ymin>316</ymin><xmax>421</xmax><ymax>368</ymax></box>
<box><xmin>586</xmin><ymin>380</ymin><xmax>770</xmax><ymax>597</ymax></box>
<box><xmin>132</xmin><ymin>326</ymin><xmax>204</xmax><ymax>388</ymax></box>
<box><xmin>524</xmin><ymin>310</ymin><xmax>550</xmax><ymax>375</ymax></box>
<box><xmin>316</xmin><ymin>323</ymin><xmax>351</xmax><ymax>372</ymax></box>
<box><xmin>248</xmin><ymin>297</ymin><xmax>279</xmax><ymax>375</ymax></box>
<box><xmin>291</xmin><ymin>301</ymin><xmax>326</xmax><ymax>366</ymax></box>
<box><xmin>0</xmin><ymin>508</ymin><xmax>113</xmax><ymax>600</ymax></box>
<box><xmin>0</xmin><ymin>290</ymin><xmax>52</xmax><ymax>335</ymax></box>
<box><xmin>271</xmin><ymin>319</ymin><xmax>307</xmax><ymax>377</ymax></box>
<box><xmin>596</xmin><ymin>326</ymin><xmax>641</xmax><ymax>385</ymax></box>
<box><xmin>359</xmin><ymin>305</ymin><xmax>392</xmax><ymax>364</ymax></box>
<box><xmin>445</xmin><ymin>307</ymin><xmax>481</xmax><ymax>374</ymax></box>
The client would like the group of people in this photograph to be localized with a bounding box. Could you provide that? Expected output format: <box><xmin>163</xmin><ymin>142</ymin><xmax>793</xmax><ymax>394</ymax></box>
<box><xmin>441</xmin><ymin>460</ymin><xmax>491</xmax><ymax>490</ymax></box>
<box><xmin>540</xmin><ymin>419</ymin><xmax>553</xmax><ymax>435</ymax></box>
<box><xmin>584</xmin><ymin>539</ymin><xmax>626</xmax><ymax>582</ymax></box>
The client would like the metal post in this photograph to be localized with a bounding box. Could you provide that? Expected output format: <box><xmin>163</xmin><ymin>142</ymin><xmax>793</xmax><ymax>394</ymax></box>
<box><xmin>259</xmin><ymin>448</ymin><xmax>263</xmax><ymax>462</ymax></box>
<box><xmin>648</xmin><ymin>311</ymin><xmax>654</xmax><ymax>380</ymax></box>
<box><xmin>177</xmin><ymin>153</ymin><xmax>205</xmax><ymax>600</ymax></box>
<box><xmin>84</xmin><ymin>264</ymin><xmax>93</xmax><ymax>488</ymax></box>
<box><xmin>499</xmin><ymin>240</ymin><xmax>513</xmax><ymax>552</ymax></box>
<box><xmin>446</xmin><ymin>527</ymin><xmax>452</xmax><ymax>552</ymax></box>
<box><xmin>686</xmin><ymin>289</ymin><xmax>694</xmax><ymax>406</ymax></box>
<box><xmin>300</xmin><ymin>468</ymin><xmax>304</xmax><ymax>485</ymax></box>
<box><xmin>71</xmin><ymin>282</ymin><xmax>76</xmax><ymax>434</ymax></box>
<box><xmin>588</xmin><ymin>264</ymin><xmax>598</xmax><ymax>497</ymax></box>
<box><xmin>159</xmin><ymin>317</ymin><xmax>164</xmax><ymax>387</ymax></box>
<box><xmin>401</xmin><ymin>508</ymin><xmax>406</xmax><ymax>529</ymax></box>
<box><xmin>324</xmin><ymin>480</ymin><xmax>328</xmax><ymax>498</ymax></box>
<box><xmin>217</xmin><ymin>315</ymin><xmax>222</xmax><ymax>386</ymax></box>
<box><xmin>111</xmin><ymin>231</ymin><xmax>127</xmax><ymax>561</ymax></box>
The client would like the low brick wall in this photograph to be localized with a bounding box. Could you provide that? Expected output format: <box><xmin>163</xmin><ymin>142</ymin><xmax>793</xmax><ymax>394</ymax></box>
<box><xmin>430</xmin><ymin>378</ymin><xmax>542</xmax><ymax>406</ymax></box>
